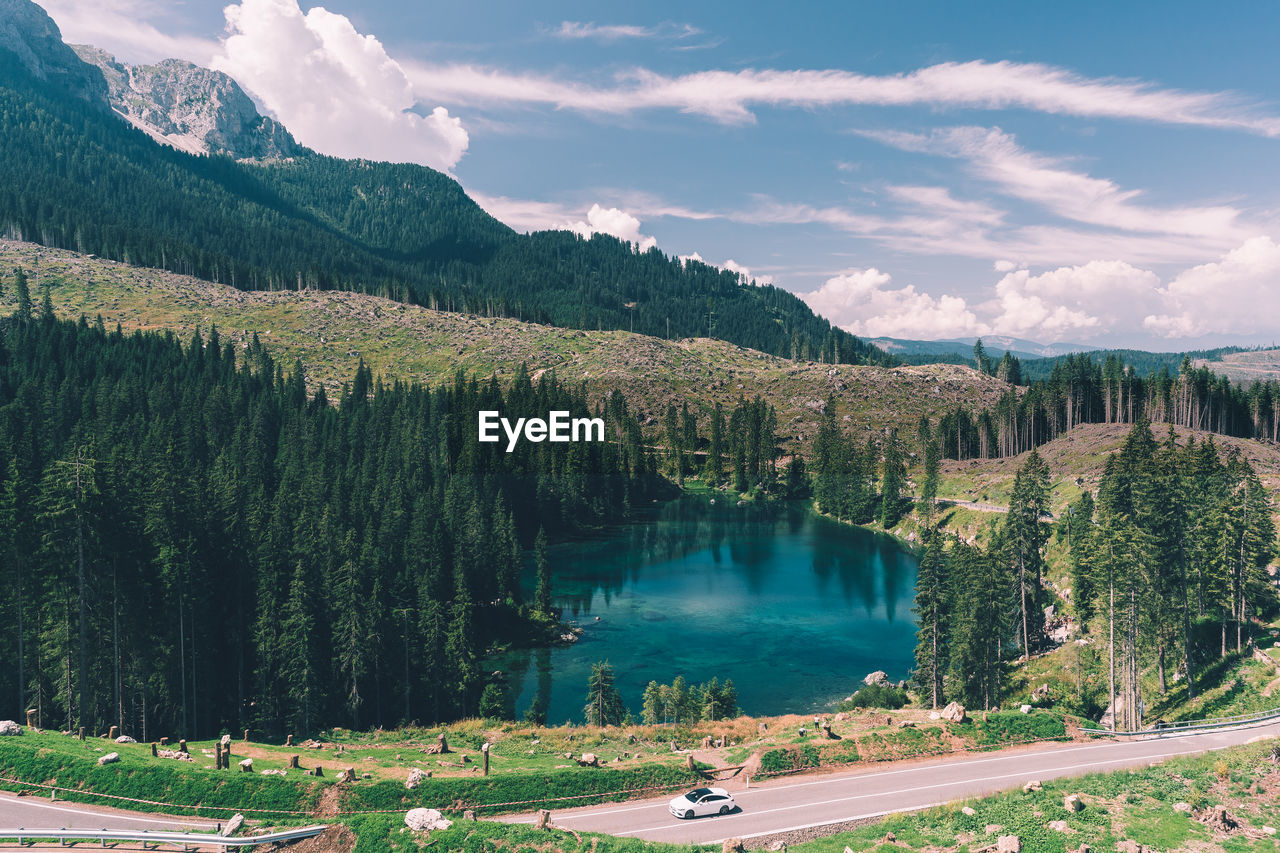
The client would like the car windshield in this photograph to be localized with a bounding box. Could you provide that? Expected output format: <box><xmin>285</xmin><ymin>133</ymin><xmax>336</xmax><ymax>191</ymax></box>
<box><xmin>684</xmin><ymin>788</ymin><xmax>713</xmax><ymax>802</ymax></box>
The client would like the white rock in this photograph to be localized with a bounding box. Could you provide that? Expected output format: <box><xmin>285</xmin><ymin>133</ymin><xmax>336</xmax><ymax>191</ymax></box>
<box><xmin>961</xmin><ymin>806</ymin><xmax>976</xmax><ymax>816</ymax></box>
<box><xmin>863</xmin><ymin>670</ymin><xmax>889</xmax><ymax>687</ymax></box>
<box><xmin>115</xmin><ymin>735</ymin><xmax>136</xmax><ymax>743</ymax></box>
<box><xmin>1022</xmin><ymin>780</ymin><xmax>1042</xmax><ymax>792</ymax></box>
<box><xmin>405</xmin><ymin>767</ymin><xmax>427</xmax><ymax>790</ymax></box>
<box><xmin>940</xmin><ymin>702</ymin><xmax>967</xmax><ymax>723</ymax></box>
<box><xmin>1020</xmin><ymin>704</ymin><xmax>1032</xmax><ymax>714</ymax></box>
<box><xmin>997</xmin><ymin>835</ymin><xmax>1021</xmax><ymax>853</ymax></box>
<box><xmin>0</xmin><ymin>721</ymin><xmax>22</xmax><ymax>736</ymax></box>
<box><xmin>238</xmin><ymin>758</ymin><xmax>253</xmax><ymax>771</ymax></box>
<box><xmin>97</xmin><ymin>752</ymin><xmax>120</xmax><ymax>765</ymax></box>
<box><xmin>405</xmin><ymin>808</ymin><xmax>453</xmax><ymax>832</ymax></box>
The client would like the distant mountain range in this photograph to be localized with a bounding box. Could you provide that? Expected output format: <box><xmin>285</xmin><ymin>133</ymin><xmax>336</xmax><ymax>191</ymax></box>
<box><xmin>0</xmin><ymin>0</ymin><xmax>890</xmax><ymax>367</ymax></box>
<box><xmin>869</xmin><ymin>336</ymin><xmax>1100</xmax><ymax>362</ymax></box>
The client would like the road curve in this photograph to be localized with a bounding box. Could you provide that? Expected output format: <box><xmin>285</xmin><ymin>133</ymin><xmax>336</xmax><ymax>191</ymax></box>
<box><xmin>503</xmin><ymin>719</ymin><xmax>1280</xmax><ymax>845</ymax></box>
<box><xmin>0</xmin><ymin>790</ymin><xmax>220</xmax><ymax>833</ymax></box>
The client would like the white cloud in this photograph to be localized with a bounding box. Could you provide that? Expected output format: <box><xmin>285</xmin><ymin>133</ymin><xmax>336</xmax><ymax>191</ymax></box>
<box><xmin>406</xmin><ymin>59</ymin><xmax>1280</xmax><ymax>135</ymax></box>
<box><xmin>993</xmin><ymin>260</ymin><xmax>1021</xmax><ymax>272</ymax></box>
<box><xmin>988</xmin><ymin>261</ymin><xmax>1160</xmax><ymax>340</ymax></box>
<box><xmin>721</xmin><ymin>260</ymin><xmax>774</xmax><ymax>286</ymax></box>
<box><xmin>549</xmin><ymin>21</ymin><xmax>702</xmax><ymax>42</ymax></box>
<box><xmin>212</xmin><ymin>0</ymin><xmax>468</xmax><ymax>170</ymax></box>
<box><xmin>40</xmin><ymin>0</ymin><xmax>220</xmax><ymax>64</ymax></box>
<box><xmin>559</xmin><ymin>204</ymin><xmax>658</xmax><ymax>250</ymax></box>
<box><xmin>1145</xmin><ymin>236</ymin><xmax>1280</xmax><ymax>338</ymax></box>
<box><xmin>800</xmin><ymin>268</ymin><xmax>983</xmax><ymax>339</ymax></box>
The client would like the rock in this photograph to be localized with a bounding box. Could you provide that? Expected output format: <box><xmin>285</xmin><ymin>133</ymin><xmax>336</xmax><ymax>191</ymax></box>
<box><xmin>985</xmin><ymin>824</ymin><xmax>1003</xmax><ymax>834</ymax></box>
<box><xmin>721</xmin><ymin>839</ymin><xmax>745</xmax><ymax>853</ymax></box>
<box><xmin>97</xmin><ymin>752</ymin><xmax>119</xmax><ymax>765</ymax></box>
<box><xmin>898</xmin><ymin>720</ymin><xmax>916</xmax><ymax>728</ymax></box>
<box><xmin>997</xmin><ymin>835</ymin><xmax>1021</xmax><ymax>853</ymax></box>
<box><xmin>941</xmin><ymin>702</ymin><xmax>967</xmax><ymax>723</ymax></box>
<box><xmin>1022</xmin><ymin>779</ymin><xmax>1042</xmax><ymax>792</ymax></box>
<box><xmin>238</xmin><ymin>758</ymin><xmax>253</xmax><ymax>772</ymax></box>
<box><xmin>928</xmin><ymin>711</ymin><xmax>941</xmax><ymax>720</ymax></box>
<box><xmin>577</xmin><ymin>752</ymin><xmax>600</xmax><ymax>767</ymax></box>
<box><xmin>405</xmin><ymin>808</ymin><xmax>453</xmax><ymax>832</ymax></box>
<box><xmin>1172</xmin><ymin>802</ymin><xmax>1192</xmax><ymax>813</ymax></box>
<box><xmin>0</xmin><ymin>721</ymin><xmax>22</xmax><ymax>736</ymax></box>
<box><xmin>1198</xmin><ymin>804</ymin><xmax>1237</xmax><ymax>832</ymax></box>
<box><xmin>220</xmin><ymin>734</ymin><xmax>231</xmax><ymax>747</ymax></box>
<box><xmin>406</xmin><ymin>767</ymin><xmax>427</xmax><ymax>789</ymax></box>
<box><xmin>1048</xmin><ymin>820</ymin><xmax>1069</xmax><ymax>832</ymax></box>
<box><xmin>1263</xmin><ymin>825</ymin><xmax>1276</xmax><ymax>836</ymax></box>
<box><xmin>962</xmin><ymin>806</ymin><xmax>977</xmax><ymax>816</ymax></box>
<box><xmin>1044</xmin><ymin>605</ymin><xmax>1055</xmax><ymax>620</ymax></box>
<box><xmin>1064</xmin><ymin>794</ymin><xmax>1083</xmax><ymax>812</ymax></box>
<box><xmin>336</xmin><ymin>767</ymin><xmax>356</xmax><ymax>783</ymax></box>
<box><xmin>863</xmin><ymin>670</ymin><xmax>889</xmax><ymax>686</ymax></box>
<box><xmin>1020</xmin><ymin>704</ymin><xmax>1032</xmax><ymax>714</ymax></box>
<box><xmin>833</xmin><ymin>713</ymin><xmax>847</xmax><ymax>722</ymax></box>
<box><xmin>260</xmin><ymin>769</ymin><xmax>286</xmax><ymax>776</ymax></box>
<box><xmin>115</xmin><ymin>735</ymin><xmax>136</xmax><ymax>743</ymax></box>
<box><xmin>220</xmin><ymin>814</ymin><xmax>245</xmax><ymax>837</ymax></box>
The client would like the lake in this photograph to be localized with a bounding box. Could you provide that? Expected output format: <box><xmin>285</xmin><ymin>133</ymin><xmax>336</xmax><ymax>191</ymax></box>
<box><xmin>494</xmin><ymin>494</ymin><xmax>919</xmax><ymax>725</ymax></box>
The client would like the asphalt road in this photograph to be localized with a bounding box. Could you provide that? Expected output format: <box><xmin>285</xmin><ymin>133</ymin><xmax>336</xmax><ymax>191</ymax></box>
<box><xmin>504</xmin><ymin>719</ymin><xmax>1280</xmax><ymax>845</ymax></box>
<box><xmin>0</xmin><ymin>790</ymin><xmax>219</xmax><ymax>833</ymax></box>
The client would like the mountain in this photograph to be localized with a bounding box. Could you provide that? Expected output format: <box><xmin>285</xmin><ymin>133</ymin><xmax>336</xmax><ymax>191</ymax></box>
<box><xmin>0</xmin><ymin>0</ymin><xmax>106</xmax><ymax>105</ymax></box>
<box><xmin>70</xmin><ymin>45</ymin><xmax>298</xmax><ymax>159</ymax></box>
<box><xmin>869</xmin><ymin>335</ymin><xmax>1097</xmax><ymax>362</ymax></box>
<box><xmin>0</xmin><ymin>0</ymin><xmax>890</xmax><ymax>367</ymax></box>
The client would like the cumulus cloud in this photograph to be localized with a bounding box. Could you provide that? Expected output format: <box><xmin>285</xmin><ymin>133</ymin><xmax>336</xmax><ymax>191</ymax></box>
<box><xmin>800</xmin><ymin>269</ymin><xmax>983</xmax><ymax>339</ymax></box>
<box><xmin>406</xmin><ymin>59</ymin><xmax>1280</xmax><ymax>135</ymax></box>
<box><xmin>988</xmin><ymin>261</ymin><xmax>1160</xmax><ymax>340</ymax></box>
<box><xmin>212</xmin><ymin>0</ymin><xmax>468</xmax><ymax>170</ymax></box>
<box><xmin>40</xmin><ymin>0</ymin><xmax>219</xmax><ymax>64</ymax></box>
<box><xmin>559</xmin><ymin>204</ymin><xmax>658</xmax><ymax>250</ymax></box>
<box><xmin>721</xmin><ymin>260</ymin><xmax>774</xmax><ymax>286</ymax></box>
<box><xmin>1145</xmin><ymin>236</ymin><xmax>1280</xmax><ymax>338</ymax></box>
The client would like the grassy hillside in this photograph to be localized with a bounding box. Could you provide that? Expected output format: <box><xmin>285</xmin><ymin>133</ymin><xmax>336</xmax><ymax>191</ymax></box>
<box><xmin>1198</xmin><ymin>349</ymin><xmax>1280</xmax><ymax>384</ymax></box>
<box><xmin>0</xmin><ymin>240</ymin><xmax>1008</xmax><ymax>447</ymax></box>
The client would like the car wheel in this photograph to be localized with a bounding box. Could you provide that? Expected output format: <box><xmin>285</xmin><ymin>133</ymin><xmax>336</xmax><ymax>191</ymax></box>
<box><xmin>684</xmin><ymin>810</ymin><xmax>694</xmax><ymax>820</ymax></box>
<box><xmin>719</xmin><ymin>805</ymin><xmax>730</xmax><ymax>815</ymax></box>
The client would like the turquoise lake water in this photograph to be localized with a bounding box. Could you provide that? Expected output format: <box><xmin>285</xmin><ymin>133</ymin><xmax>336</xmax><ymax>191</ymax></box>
<box><xmin>495</xmin><ymin>495</ymin><xmax>919</xmax><ymax>724</ymax></box>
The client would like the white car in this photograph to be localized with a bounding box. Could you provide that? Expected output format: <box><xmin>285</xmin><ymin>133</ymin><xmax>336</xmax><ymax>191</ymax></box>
<box><xmin>668</xmin><ymin>787</ymin><xmax>737</xmax><ymax>819</ymax></box>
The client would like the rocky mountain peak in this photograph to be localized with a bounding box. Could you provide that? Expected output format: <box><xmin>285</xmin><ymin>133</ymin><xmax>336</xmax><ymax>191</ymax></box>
<box><xmin>71</xmin><ymin>44</ymin><xmax>299</xmax><ymax>160</ymax></box>
<box><xmin>0</xmin><ymin>0</ymin><xmax>108</xmax><ymax>106</ymax></box>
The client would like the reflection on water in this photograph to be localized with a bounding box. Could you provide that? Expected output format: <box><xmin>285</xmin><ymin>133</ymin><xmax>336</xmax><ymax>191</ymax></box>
<box><xmin>493</xmin><ymin>495</ymin><xmax>918</xmax><ymax>724</ymax></box>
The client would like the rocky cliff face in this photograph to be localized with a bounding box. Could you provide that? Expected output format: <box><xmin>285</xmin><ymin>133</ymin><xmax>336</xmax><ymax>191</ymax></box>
<box><xmin>0</xmin><ymin>0</ymin><xmax>108</xmax><ymax>106</ymax></box>
<box><xmin>72</xmin><ymin>45</ymin><xmax>299</xmax><ymax>160</ymax></box>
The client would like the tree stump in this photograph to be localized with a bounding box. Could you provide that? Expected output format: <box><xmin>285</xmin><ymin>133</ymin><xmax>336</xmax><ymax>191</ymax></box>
<box><xmin>243</xmin><ymin>729</ymin><xmax>249</xmax><ymax>742</ymax></box>
<box><xmin>215</xmin><ymin>743</ymin><xmax>224</xmax><ymax>770</ymax></box>
<box><xmin>151</xmin><ymin>743</ymin><xmax>158</xmax><ymax>757</ymax></box>
<box><xmin>160</xmin><ymin>737</ymin><xmax>169</xmax><ymax>746</ymax></box>
<box><xmin>288</xmin><ymin>755</ymin><xmax>300</xmax><ymax>769</ymax></box>
<box><xmin>109</xmin><ymin>725</ymin><xmax>119</xmax><ymax>740</ymax></box>
<box><xmin>25</xmin><ymin>709</ymin><xmax>36</xmax><ymax>729</ymax></box>
<box><xmin>285</xmin><ymin>734</ymin><xmax>293</xmax><ymax>747</ymax></box>
<box><xmin>78</xmin><ymin>727</ymin><xmax>85</xmax><ymax>741</ymax></box>
<box><xmin>482</xmin><ymin>743</ymin><xmax>490</xmax><ymax>777</ymax></box>
<box><xmin>535</xmin><ymin>809</ymin><xmax>552</xmax><ymax>830</ymax></box>
<box><xmin>685</xmin><ymin>754</ymin><xmax>695</xmax><ymax>770</ymax></box>
<box><xmin>462</xmin><ymin>810</ymin><xmax>477</xmax><ymax>822</ymax></box>
<box><xmin>178</xmin><ymin>739</ymin><xmax>188</xmax><ymax>754</ymax></box>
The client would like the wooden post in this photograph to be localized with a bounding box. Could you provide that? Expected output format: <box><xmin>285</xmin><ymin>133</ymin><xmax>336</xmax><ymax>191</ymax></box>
<box><xmin>482</xmin><ymin>742</ymin><xmax>490</xmax><ymax>777</ymax></box>
<box><xmin>108</xmin><ymin>725</ymin><xmax>118</xmax><ymax>741</ymax></box>
<box><xmin>78</xmin><ymin>727</ymin><xmax>85</xmax><ymax>741</ymax></box>
<box><xmin>243</xmin><ymin>729</ymin><xmax>249</xmax><ymax>742</ymax></box>
<box><xmin>288</xmin><ymin>754</ymin><xmax>300</xmax><ymax>769</ymax></box>
<box><xmin>535</xmin><ymin>809</ymin><xmax>551</xmax><ymax>830</ymax></box>
<box><xmin>151</xmin><ymin>743</ymin><xmax>158</xmax><ymax>757</ymax></box>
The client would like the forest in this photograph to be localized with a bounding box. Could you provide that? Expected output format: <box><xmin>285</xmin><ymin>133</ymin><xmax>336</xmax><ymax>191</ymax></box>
<box><xmin>939</xmin><ymin>351</ymin><xmax>1280</xmax><ymax>459</ymax></box>
<box><xmin>0</xmin><ymin>49</ymin><xmax>887</xmax><ymax>367</ymax></box>
<box><xmin>911</xmin><ymin>421</ymin><xmax>1280</xmax><ymax>722</ymax></box>
<box><xmin>0</xmin><ymin>293</ymin><xmax>673</xmax><ymax>740</ymax></box>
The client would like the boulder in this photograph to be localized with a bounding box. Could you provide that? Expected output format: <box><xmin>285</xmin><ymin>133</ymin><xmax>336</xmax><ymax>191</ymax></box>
<box><xmin>238</xmin><ymin>758</ymin><xmax>253</xmax><ymax>772</ymax></box>
<box><xmin>0</xmin><ymin>721</ymin><xmax>22</xmax><ymax>736</ymax></box>
<box><xmin>1064</xmin><ymin>794</ymin><xmax>1084</xmax><ymax>812</ymax></box>
<box><xmin>405</xmin><ymin>808</ymin><xmax>453</xmax><ymax>832</ymax></box>
<box><xmin>97</xmin><ymin>752</ymin><xmax>119</xmax><ymax>765</ymax></box>
<box><xmin>1172</xmin><ymin>802</ymin><xmax>1192</xmax><ymax>813</ymax></box>
<box><xmin>1020</xmin><ymin>705</ymin><xmax>1032</xmax><ymax>714</ymax></box>
<box><xmin>1022</xmin><ymin>779</ymin><xmax>1042</xmax><ymax>792</ymax></box>
<box><xmin>997</xmin><ymin>836</ymin><xmax>1021</xmax><ymax>853</ymax></box>
<box><xmin>405</xmin><ymin>767</ymin><xmax>427</xmax><ymax>790</ymax></box>
<box><xmin>260</xmin><ymin>769</ymin><xmax>286</xmax><ymax>776</ymax></box>
<box><xmin>1048</xmin><ymin>820</ymin><xmax>1069</xmax><ymax>832</ymax></box>
<box><xmin>115</xmin><ymin>735</ymin><xmax>136</xmax><ymax>743</ymax></box>
<box><xmin>722</xmin><ymin>839</ymin><xmax>745</xmax><ymax>853</ymax></box>
<box><xmin>940</xmin><ymin>702</ymin><xmax>967</xmax><ymax>723</ymax></box>
<box><xmin>985</xmin><ymin>824</ymin><xmax>1004</xmax><ymax>834</ymax></box>
<box><xmin>961</xmin><ymin>806</ymin><xmax>976</xmax><ymax>816</ymax></box>
<box><xmin>863</xmin><ymin>670</ymin><xmax>889</xmax><ymax>686</ymax></box>
<box><xmin>578</xmin><ymin>753</ymin><xmax>600</xmax><ymax>767</ymax></box>
<box><xmin>220</xmin><ymin>814</ymin><xmax>245</xmax><ymax>837</ymax></box>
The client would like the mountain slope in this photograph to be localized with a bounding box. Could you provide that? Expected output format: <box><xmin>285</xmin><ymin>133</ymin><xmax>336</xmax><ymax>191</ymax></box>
<box><xmin>71</xmin><ymin>45</ymin><xmax>298</xmax><ymax>159</ymax></box>
<box><xmin>0</xmin><ymin>240</ymin><xmax>1005</xmax><ymax>446</ymax></box>
<box><xmin>0</xmin><ymin>1</ymin><xmax>889</xmax><ymax>366</ymax></box>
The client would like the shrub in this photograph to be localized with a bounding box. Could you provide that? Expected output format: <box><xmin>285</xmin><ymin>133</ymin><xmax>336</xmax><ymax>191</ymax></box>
<box><xmin>841</xmin><ymin>684</ymin><xmax>908</xmax><ymax>710</ymax></box>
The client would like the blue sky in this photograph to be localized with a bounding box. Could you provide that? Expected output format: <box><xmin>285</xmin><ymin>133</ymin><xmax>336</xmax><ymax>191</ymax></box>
<box><xmin>38</xmin><ymin>0</ymin><xmax>1280</xmax><ymax>349</ymax></box>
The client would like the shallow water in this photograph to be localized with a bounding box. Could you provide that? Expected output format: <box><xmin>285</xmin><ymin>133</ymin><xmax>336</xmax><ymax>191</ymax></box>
<box><xmin>494</xmin><ymin>494</ymin><xmax>919</xmax><ymax>724</ymax></box>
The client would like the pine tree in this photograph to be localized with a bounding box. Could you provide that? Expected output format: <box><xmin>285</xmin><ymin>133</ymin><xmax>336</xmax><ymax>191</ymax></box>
<box><xmin>534</xmin><ymin>526</ymin><xmax>553</xmax><ymax>618</ymax></box>
<box><xmin>879</xmin><ymin>432</ymin><xmax>906</xmax><ymax>528</ymax></box>
<box><xmin>706</xmin><ymin>403</ymin><xmax>725</xmax><ymax>486</ymax></box>
<box><xmin>13</xmin><ymin>267</ymin><xmax>31</xmax><ymax>320</ymax></box>
<box><xmin>1005</xmin><ymin>449</ymin><xmax>1050</xmax><ymax>659</ymax></box>
<box><xmin>912</xmin><ymin>533</ymin><xmax>949</xmax><ymax>708</ymax></box>
<box><xmin>583</xmin><ymin>661</ymin><xmax>624</xmax><ymax>726</ymax></box>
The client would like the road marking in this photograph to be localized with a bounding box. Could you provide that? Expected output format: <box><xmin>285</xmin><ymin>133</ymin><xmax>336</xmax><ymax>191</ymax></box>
<box><xmin>609</xmin><ymin>744</ymin><xmax>1228</xmax><ymax>837</ymax></box>
<box><xmin>0</xmin><ymin>797</ymin><xmax>218</xmax><ymax>829</ymax></box>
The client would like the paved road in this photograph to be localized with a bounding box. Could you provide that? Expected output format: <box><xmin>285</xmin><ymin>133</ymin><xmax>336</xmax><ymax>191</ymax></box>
<box><xmin>504</xmin><ymin>720</ymin><xmax>1280</xmax><ymax>845</ymax></box>
<box><xmin>0</xmin><ymin>790</ymin><xmax>219</xmax><ymax>833</ymax></box>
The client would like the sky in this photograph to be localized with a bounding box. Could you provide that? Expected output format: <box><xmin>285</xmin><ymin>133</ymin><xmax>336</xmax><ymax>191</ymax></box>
<box><xmin>35</xmin><ymin>0</ymin><xmax>1280</xmax><ymax>350</ymax></box>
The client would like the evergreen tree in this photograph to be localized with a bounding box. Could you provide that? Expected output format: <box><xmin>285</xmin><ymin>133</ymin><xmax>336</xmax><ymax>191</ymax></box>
<box><xmin>13</xmin><ymin>267</ymin><xmax>31</xmax><ymax>320</ymax></box>
<box><xmin>879</xmin><ymin>432</ymin><xmax>906</xmax><ymax>528</ymax></box>
<box><xmin>1005</xmin><ymin>449</ymin><xmax>1050</xmax><ymax>659</ymax></box>
<box><xmin>912</xmin><ymin>533</ymin><xmax>949</xmax><ymax>708</ymax></box>
<box><xmin>533</xmin><ymin>526</ymin><xmax>553</xmax><ymax>618</ymax></box>
<box><xmin>583</xmin><ymin>661</ymin><xmax>624</xmax><ymax>726</ymax></box>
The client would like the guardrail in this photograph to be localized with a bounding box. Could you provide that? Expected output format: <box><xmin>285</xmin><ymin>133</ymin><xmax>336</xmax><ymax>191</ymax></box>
<box><xmin>0</xmin><ymin>824</ymin><xmax>327</xmax><ymax>849</ymax></box>
<box><xmin>1079</xmin><ymin>704</ymin><xmax>1280</xmax><ymax>738</ymax></box>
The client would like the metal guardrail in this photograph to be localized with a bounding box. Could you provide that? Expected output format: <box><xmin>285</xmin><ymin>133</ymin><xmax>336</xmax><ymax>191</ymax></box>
<box><xmin>0</xmin><ymin>824</ymin><xmax>327</xmax><ymax>849</ymax></box>
<box><xmin>1079</xmin><ymin>704</ymin><xmax>1280</xmax><ymax>737</ymax></box>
